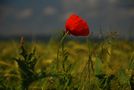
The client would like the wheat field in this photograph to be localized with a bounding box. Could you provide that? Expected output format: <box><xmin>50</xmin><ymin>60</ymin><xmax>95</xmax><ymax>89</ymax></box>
<box><xmin>0</xmin><ymin>36</ymin><xmax>134</xmax><ymax>90</ymax></box>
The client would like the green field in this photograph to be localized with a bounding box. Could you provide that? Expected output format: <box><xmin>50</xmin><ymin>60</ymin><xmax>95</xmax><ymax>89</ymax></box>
<box><xmin>0</xmin><ymin>36</ymin><xmax>134</xmax><ymax>90</ymax></box>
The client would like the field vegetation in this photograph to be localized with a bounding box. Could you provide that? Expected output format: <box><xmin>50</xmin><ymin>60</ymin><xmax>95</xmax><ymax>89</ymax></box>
<box><xmin>0</xmin><ymin>35</ymin><xmax>134</xmax><ymax>90</ymax></box>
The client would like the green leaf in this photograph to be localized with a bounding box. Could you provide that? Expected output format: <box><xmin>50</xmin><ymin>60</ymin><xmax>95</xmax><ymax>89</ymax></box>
<box><xmin>118</xmin><ymin>68</ymin><xmax>129</xmax><ymax>85</ymax></box>
<box><xmin>95</xmin><ymin>57</ymin><xmax>103</xmax><ymax>75</ymax></box>
<box><xmin>128</xmin><ymin>53</ymin><xmax>134</xmax><ymax>70</ymax></box>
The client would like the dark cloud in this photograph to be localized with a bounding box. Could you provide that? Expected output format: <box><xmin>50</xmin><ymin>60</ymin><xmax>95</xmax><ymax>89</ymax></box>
<box><xmin>0</xmin><ymin>0</ymin><xmax>10</xmax><ymax>5</ymax></box>
<box><xmin>117</xmin><ymin>0</ymin><xmax>134</xmax><ymax>8</ymax></box>
<box><xmin>0</xmin><ymin>0</ymin><xmax>133</xmax><ymax>37</ymax></box>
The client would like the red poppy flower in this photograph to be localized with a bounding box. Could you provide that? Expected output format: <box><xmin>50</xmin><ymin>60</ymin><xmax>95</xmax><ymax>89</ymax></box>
<box><xmin>65</xmin><ymin>14</ymin><xmax>89</xmax><ymax>36</ymax></box>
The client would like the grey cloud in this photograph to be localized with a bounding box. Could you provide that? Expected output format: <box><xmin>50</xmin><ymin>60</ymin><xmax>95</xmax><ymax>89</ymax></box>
<box><xmin>16</xmin><ymin>9</ymin><xmax>33</xmax><ymax>19</ymax></box>
<box><xmin>43</xmin><ymin>6</ymin><xmax>58</xmax><ymax>16</ymax></box>
<box><xmin>0</xmin><ymin>6</ymin><xmax>15</xmax><ymax>17</ymax></box>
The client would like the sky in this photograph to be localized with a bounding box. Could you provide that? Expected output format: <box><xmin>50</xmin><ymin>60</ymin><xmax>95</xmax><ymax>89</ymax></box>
<box><xmin>0</xmin><ymin>0</ymin><xmax>134</xmax><ymax>38</ymax></box>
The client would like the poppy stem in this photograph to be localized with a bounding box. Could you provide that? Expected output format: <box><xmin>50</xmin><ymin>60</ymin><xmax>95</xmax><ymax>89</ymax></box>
<box><xmin>56</xmin><ymin>31</ymin><xmax>69</xmax><ymax>71</ymax></box>
<box><xmin>60</xmin><ymin>31</ymin><xmax>69</xmax><ymax>45</ymax></box>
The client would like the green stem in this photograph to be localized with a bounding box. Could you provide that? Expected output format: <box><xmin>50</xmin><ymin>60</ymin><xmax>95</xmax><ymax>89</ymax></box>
<box><xmin>56</xmin><ymin>31</ymin><xmax>69</xmax><ymax>71</ymax></box>
<box><xmin>87</xmin><ymin>37</ymin><xmax>94</xmax><ymax>73</ymax></box>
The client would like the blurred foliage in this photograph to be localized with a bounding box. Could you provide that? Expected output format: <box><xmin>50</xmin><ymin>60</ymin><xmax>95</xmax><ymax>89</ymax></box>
<box><xmin>0</xmin><ymin>37</ymin><xmax>134</xmax><ymax>90</ymax></box>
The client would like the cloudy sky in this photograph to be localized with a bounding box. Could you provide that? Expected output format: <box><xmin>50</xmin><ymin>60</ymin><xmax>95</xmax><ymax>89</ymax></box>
<box><xmin>0</xmin><ymin>0</ymin><xmax>134</xmax><ymax>37</ymax></box>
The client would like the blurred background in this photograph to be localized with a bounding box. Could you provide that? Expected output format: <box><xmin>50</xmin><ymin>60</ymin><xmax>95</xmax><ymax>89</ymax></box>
<box><xmin>0</xmin><ymin>0</ymin><xmax>134</xmax><ymax>40</ymax></box>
